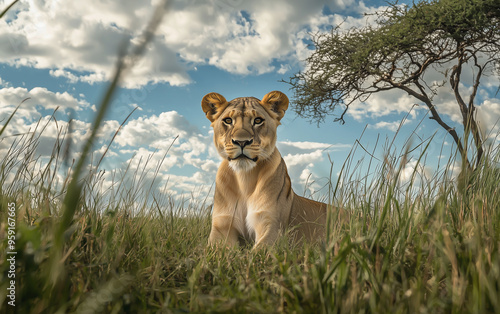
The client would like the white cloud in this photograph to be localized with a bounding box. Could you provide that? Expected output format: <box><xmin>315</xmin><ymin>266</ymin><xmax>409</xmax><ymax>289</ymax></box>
<box><xmin>0</xmin><ymin>87</ymin><xmax>90</xmax><ymax>114</ymax></box>
<box><xmin>476</xmin><ymin>99</ymin><xmax>500</xmax><ymax>140</ymax></box>
<box><xmin>277</xmin><ymin>140</ymin><xmax>350</xmax><ymax>156</ymax></box>
<box><xmin>0</xmin><ymin>0</ymin><xmax>190</xmax><ymax>88</ymax></box>
<box><xmin>115</xmin><ymin>111</ymin><xmax>202</xmax><ymax>148</ymax></box>
<box><xmin>369</xmin><ymin>121</ymin><xmax>401</xmax><ymax>132</ymax></box>
<box><xmin>0</xmin><ymin>0</ymin><xmax>358</xmax><ymax>87</ymax></box>
<box><xmin>160</xmin><ymin>0</ymin><xmax>331</xmax><ymax>75</ymax></box>
<box><xmin>49</xmin><ymin>69</ymin><xmax>79</xmax><ymax>83</ymax></box>
<box><xmin>112</xmin><ymin>110</ymin><xmax>220</xmax><ymax>179</ymax></box>
<box><xmin>283</xmin><ymin>150</ymin><xmax>324</xmax><ymax>168</ymax></box>
<box><xmin>0</xmin><ymin>114</ymin><xmax>91</xmax><ymax>160</ymax></box>
<box><xmin>277</xmin><ymin>64</ymin><xmax>291</xmax><ymax>75</ymax></box>
<box><xmin>274</xmin><ymin>139</ymin><xmax>352</xmax><ymax>197</ymax></box>
<box><xmin>279</xmin><ymin>140</ymin><xmax>333</xmax><ymax>150</ymax></box>
<box><xmin>0</xmin><ymin>87</ymin><xmax>93</xmax><ymax>157</ymax></box>
<box><xmin>0</xmin><ymin>85</ymin><xmax>122</xmax><ymax>164</ymax></box>
<box><xmin>0</xmin><ymin>98</ymin><xmax>219</xmax><ymax>200</ymax></box>
<box><xmin>368</xmin><ymin>118</ymin><xmax>413</xmax><ymax>132</ymax></box>
<box><xmin>298</xmin><ymin>167</ymin><xmax>324</xmax><ymax>197</ymax></box>
<box><xmin>348</xmin><ymin>89</ymin><xmax>419</xmax><ymax>121</ymax></box>
<box><xmin>398</xmin><ymin>160</ymin><xmax>429</xmax><ymax>185</ymax></box>
<box><xmin>94</xmin><ymin>144</ymin><xmax>118</xmax><ymax>159</ymax></box>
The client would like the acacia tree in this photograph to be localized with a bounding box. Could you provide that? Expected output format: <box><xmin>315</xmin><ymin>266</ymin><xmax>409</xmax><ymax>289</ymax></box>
<box><xmin>287</xmin><ymin>0</ymin><xmax>500</xmax><ymax>169</ymax></box>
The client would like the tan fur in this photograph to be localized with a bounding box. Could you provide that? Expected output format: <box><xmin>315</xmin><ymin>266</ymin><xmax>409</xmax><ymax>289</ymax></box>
<box><xmin>202</xmin><ymin>91</ymin><xmax>332</xmax><ymax>248</ymax></box>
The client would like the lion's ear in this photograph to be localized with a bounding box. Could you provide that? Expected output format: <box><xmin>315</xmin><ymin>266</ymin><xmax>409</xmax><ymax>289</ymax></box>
<box><xmin>201</xmin><ymin>92</ymin><xmax>228</xmax><ymax>122</ymax></box>
<box><xmin>261</xmin><ymin>91</ymin><xmax>289</xmax><ymax>121</ymax></box>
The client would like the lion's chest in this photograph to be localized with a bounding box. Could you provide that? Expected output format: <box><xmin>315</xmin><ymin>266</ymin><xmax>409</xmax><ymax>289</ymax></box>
<box><xmin>230</xmin><ymin>198</ymin><xmax>272</xmax><ymax>242</ymax></box>
<box><xmin>234</xmin><ymin>198</ymin><xmax>286</xmax><ymax>243</ymax></box>
<box><xmin>232</xmin><ymin>199</ymin><xmax>258</xmax><ymax>242</ymax></box>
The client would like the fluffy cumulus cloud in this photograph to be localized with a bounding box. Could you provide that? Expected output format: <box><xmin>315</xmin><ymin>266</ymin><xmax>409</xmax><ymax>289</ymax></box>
<box><xmin>368</xmin><ymin>118</ymin><xmax>414</xmax><ymax>132</ymax></box>
<box><xmin>93</xmin><ymin>109</ymin><xmax>226</xmax><ymax>201</ymax></box>
<box><xmin>0</xmin><ymin>0</ymin><xmax>357</xmax><ymax>88</ymax></box>
<box><xmin>347</xmin><ymin>87</ymin><xmax>420</xmax><ymax>122</ymax></box>
<box><xmin>0</xmin><ymin>102</ymin><xmax>214</xmax><ymax>200</ymax></box>
<box><xmin>398</xmin><ymin>159</ymin><xmax>432</xmax><ymax>186</ymax></box>
<box><xmin>276</xmin><ymin>140</ymin><xmax>349</xmax><ymax>197</ymax></box>
<box><xmin>0</xmin><ymin>87</ymin><xmax>93</xmax><ymax>160</ymax></box>
<box><xmin>476</xmin><ymin>98</ymin><xmax>500</xmax><ymax>140</ymax></box>
<box><xmin>0</xmin><ymin>0</ymin><xmax>190</xmax><ymax>87</ymax></box>
<box><xmin>113</xmin><ymin>110</ymin><xmax>212</xmax><ymax>170</ymax></box>
<box><xmin>162</xmin><ymin>0</ymin><xmax>342</xmax><ymax>74</ymax></box>
<box><xmin>0</xmin><ymin>86</ymin><xmax>90</xmax><ymax>113</ymax></box>
<box><xmin>0</xmin><ymin>87</ymin><xmax>93</xmax><ymax>156</ymax></box>
<box><xmin>0</xmin><ymin>114</ymin><xmax>90</xmax><ymax>165</ymax></box>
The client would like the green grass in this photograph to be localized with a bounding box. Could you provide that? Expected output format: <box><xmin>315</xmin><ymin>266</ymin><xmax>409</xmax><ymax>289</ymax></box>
<box><xmin>1</xmin><ymin>106</ymin><xmax>500</xmax><ymax>313</ymax></box>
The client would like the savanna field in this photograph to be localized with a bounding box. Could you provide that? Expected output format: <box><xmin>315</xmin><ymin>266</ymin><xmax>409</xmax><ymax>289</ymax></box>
<box><xmin>1</xmin><ymin>106</ymin><xmax>500</xmax><ymax>313</ymax></box>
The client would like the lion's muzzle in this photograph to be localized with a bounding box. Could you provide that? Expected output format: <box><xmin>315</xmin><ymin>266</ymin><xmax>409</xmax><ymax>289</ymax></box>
<box><xmin>228</xmin><ymin>139</ymin><xmax>258</xmax><ymax>162</ymax></box>
<box><xmin>232</xmin><ymin>138</ymin><xmax>253</xmax><ymax>148</ymax></box>
<box><xmin>228</xmin><ymin>154</ymin><xmax>258</xmax><ymax>162</ymax></box>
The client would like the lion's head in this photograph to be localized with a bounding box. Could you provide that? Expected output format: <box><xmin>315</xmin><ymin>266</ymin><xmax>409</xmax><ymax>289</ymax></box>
<box><xmin>202</xmin><ymin>91</ymin><xmax>289</xmax><ymax>172</ymax></box>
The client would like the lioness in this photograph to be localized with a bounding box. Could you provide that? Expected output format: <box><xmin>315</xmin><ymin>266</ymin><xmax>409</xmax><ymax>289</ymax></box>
<box><xmin>202</xmin><ymin>91</ymin><xmax>330</xmax><ymax>248</ymax></box>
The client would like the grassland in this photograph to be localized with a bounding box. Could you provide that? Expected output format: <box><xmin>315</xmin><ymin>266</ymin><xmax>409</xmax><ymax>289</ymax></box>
<box><xmin>1</xmin><ymin>104</ymin><xmax>500</xmax><ymax>313</ymax></box>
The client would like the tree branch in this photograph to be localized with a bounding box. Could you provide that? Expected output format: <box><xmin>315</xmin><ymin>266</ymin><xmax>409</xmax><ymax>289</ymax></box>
<box><xmin>396</xmin><ymin>80</ymin><xmax>470</xmax><ymax>169</ymax></box>
<box><xmin>450</xmin><ymin>48</ymin><xmax>484</xmax><ymax>166</ymax></box>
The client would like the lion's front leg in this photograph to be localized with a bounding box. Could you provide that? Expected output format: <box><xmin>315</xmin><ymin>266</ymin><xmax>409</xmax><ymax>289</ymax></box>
<box><xmin>247</xmin><ymin>191</ymin><xmax>292</xmax><ymax>248</ymax></box>
<box><xmin>253</xmin><ymin>222</ymin><xmax>281</xmax><ymax>248</ymax></box>
<box><xmin>247</xmin><ymin>208</ymin><xmax>283</xmax><ymax>249</ymax></box>
<box><xmin>208</xmin><ymin>214</ymin><xmax>240</xmax><ymax>248</ymax></box>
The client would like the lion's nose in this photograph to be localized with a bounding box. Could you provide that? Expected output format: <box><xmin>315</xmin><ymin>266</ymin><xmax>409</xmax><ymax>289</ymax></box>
<box><xmin>232</xmin><ymin>139</ymin><xmax>253</xmax><ymax>148</ymax></box>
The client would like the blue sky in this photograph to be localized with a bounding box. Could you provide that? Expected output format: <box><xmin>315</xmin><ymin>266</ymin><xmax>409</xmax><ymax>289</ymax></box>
<box><xmin>1</xmin><ymin>0</ymin><xmax>499</xmax><ymax>203</ymax></box>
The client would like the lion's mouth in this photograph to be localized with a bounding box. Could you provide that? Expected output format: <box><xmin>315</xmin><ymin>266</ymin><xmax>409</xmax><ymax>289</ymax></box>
<box><xmin>228</xmin><ymin>154</ymin><xmax>258</xmax><ymax>162</ymax></box>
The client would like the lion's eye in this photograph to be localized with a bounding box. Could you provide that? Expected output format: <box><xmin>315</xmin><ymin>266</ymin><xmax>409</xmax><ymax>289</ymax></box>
<box><xmin>253</xmin><ymin>117</ymin><xmax>264</xmax><ymax>125</ymax></box>
<box><xmin>223</xmin><ymin>117</ymin><xmax>232</xmax><ymax>124</ymax></box>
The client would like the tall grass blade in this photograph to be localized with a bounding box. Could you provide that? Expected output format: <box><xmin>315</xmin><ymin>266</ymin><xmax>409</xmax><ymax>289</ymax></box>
<box><xmin>0</xmin><ymin>0</ymin><xmax>18</xmax><ymax>19</ymax></box>
<box><xmin>0</xmin><ymin>98</ymin><xmax>29</xmax><ymax>137</ymax></box>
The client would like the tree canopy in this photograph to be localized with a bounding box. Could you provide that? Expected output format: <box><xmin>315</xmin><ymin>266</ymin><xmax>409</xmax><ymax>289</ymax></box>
<box><xmin>287</xmin><ymin>0</ymin><xmax>500</xmax><ymax>168</ymax></box>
